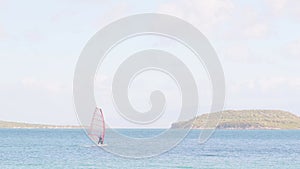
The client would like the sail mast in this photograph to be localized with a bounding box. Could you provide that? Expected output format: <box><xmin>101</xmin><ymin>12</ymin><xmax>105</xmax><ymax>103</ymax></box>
<box><xmin>99</xmin><ymin>108</ymin><xmax>105</xmax><ymax>142</ymax></box>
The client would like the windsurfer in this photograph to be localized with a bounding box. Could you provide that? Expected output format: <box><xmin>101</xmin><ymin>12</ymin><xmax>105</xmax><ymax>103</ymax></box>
<box><xmin>98</xmin><ymin>136</ymin><xmax>103</xmax><ymax>145</ymax></box>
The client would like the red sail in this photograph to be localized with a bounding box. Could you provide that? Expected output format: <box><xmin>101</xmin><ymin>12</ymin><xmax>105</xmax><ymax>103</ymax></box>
<box><xmin>88</xmin><ymin>107</ymin><xmax>105</xmax><ymax>144</ymax></box>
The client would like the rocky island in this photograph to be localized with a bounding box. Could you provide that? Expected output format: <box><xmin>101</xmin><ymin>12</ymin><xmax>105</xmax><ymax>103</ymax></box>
<box><xmin>171</xmin><ymin>110</ymin><xmax>300</xmax><ymax>129</ymax></box>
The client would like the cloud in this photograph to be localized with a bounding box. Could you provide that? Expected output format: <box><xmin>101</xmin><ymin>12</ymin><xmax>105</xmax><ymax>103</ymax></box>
<box><xmin>158</xmin><ymin>0</ymin><xmax>235</xmax><ymax>36</ymax></box>
<box><xmin>226</xmin><ymin>76</ymin><xmax>300</xmax><ymax>114</ymax></box>
<box><xmin>242</xmin><ymin>23</ymin><xmax>269</xmax><ymax>39</ymax></box>
<box><xmin>21</xmin><ymin>77</ymin><xmax>68</xmax><ymax>94</ymax></box>
<box><xmin>265</xmin><ymin>0</ymin><xmax>288</xmax><ymax>14</ymax></box>
<box><xmin>231</xmin><ymin>77</ymin><xmax>300</xmax><ymax>94</ymax></box>
<box><xmin>284</xmin><ymin>39</ymin><xmax>300</xmax><ymax>59</ymax></box>
<box><xmin>258</xmin><ymin>77</ymin><xmax>300</xmax><ymax>92</ymax></box>
<box><xmin>51</xmin><ymin>10</ymin><xmax>80</xmax><ymax>23</ymax></box>
<box><xmin>158</xmin><ymin>0</ymin><xmax>272</xmax><ymax>40</ymax></box>
<box><xmin>0</xmin><ymin>81</ymin><xmax>77</xmax><ymax>125</ymax></box>
<box><xmin>221</xmin><ymin>43</ymin><xmax>273</xmax><ymax>63</ymax></box>
<box><xmin>93</xmin><ymin>2</ymin><xmax>129</xmax><ymax>29</ymax></box>
<box><xmin>265</xmin><ymin>0</ymin><xmax>300</xmax><ymax>20</ymax></box>
<box><xmin>222</xmin><ymin>6</ymin><xmax>271</xmax><ymax>40</ymax></box>
<box><xmin>24</xmin><ymin>30</ymin><xmax>44</xmax><ymax>42</ymax></box>
<box><xmin>222</xmin><ymin>44</ymin><xmax>253</xmax><ymax>63</ymax></box>
<box><xmin>0</xmin><ymin>25</ymin><xmax>8</xmax><ymax>39</ymax></box>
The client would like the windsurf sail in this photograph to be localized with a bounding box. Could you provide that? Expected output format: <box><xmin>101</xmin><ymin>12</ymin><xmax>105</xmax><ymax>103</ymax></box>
<box><xmin>88</xmin><ymin>107</ymin><xmax>106</xmax><ymax>144</ymax></box>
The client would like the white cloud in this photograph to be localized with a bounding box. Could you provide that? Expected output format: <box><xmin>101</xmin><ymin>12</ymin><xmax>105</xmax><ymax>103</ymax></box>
<box><xmin>159</xmin><ymin>0</ymin><xmax>272</xmax><ymax>40</ymax></box>
<box><xmin>258</xmin><ymin>77</ymin><xmax>287</xmax><ymax>92</ymax></box>
<box><xmin>50</xmin><ymin>10</ymin><xmax>80</xmax><ymax>23</ymax></box>
<box><xmin>223</xmin><ymin>44</ymin><xmax>252</xmax><ymax>63</ymax></box>
<box><xmin>93</xmin><ymin>2</ymin><xmax>129</xmax><ymax>29</ymax></box>
<box><xmin>223</xmin><ymin>6</ymin><xmax>271</xmax><ymax>40</ymax></box>
<box><xmin>158</xmin><ymin>0</ymin><xmax>235</xmax><ymax>36</ymax></box>
<box><xmin>231</xmin><ymin>77</ymin><xmax>300</xmax><ymax>94</ymax></box>
<box><xmin>265</xmin><ymin>0</ymin><xmax>288</xmax><ymax>14</ymax></box>
<box><xmin>265</xmin><ymin>0</ymin><xmax>300</xmax><ymax>20</ymax></box>
<box><xmin>243</xmin><ymin>23</ymin><xmax>269</xmax><ymax>39</ymax></box>
<box><xmin>285</xmin><ymin>39</ymin><xmax>300</xmax><ymax>59</ymax></box>
<box><xmin>225</xmin><ymin>75</ymin><xmax>300</xmax><ymax>114</ymax></box>
<box><xmin>21</xmin><ymin>77</ymin><xmax>67</xmax><ymax>94</ymax></box>
<box><xmin>0</xmin><ymin>25</ymin><xmax>8</xmax><ymax>39</ymax></box>
<box><xmin>221</xmin><ymin>43</ymin><xmax>273</xmax><ymax>63</ymax></box>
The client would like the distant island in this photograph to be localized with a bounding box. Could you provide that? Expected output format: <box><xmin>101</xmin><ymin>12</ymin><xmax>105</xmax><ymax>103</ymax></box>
<box><xmin>0</xmin><ymin>120</ymin><xmax>80</xmax><ymax>129</ymax></box>
<box><xmin>2</xmin><ymin>110</ymin><xmax>300</xmax><ymax>129</ymax></box>
<box><xmin>171</xmin><ymin>110</ymin><xmax>300</xmax><ymax>130</ymax></box>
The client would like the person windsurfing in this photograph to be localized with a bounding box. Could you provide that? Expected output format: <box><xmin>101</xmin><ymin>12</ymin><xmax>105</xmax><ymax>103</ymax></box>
<box><xmin>98</xmin><ymin>136</ymin><xmax>103</xmax><ymax>145</ymax></box>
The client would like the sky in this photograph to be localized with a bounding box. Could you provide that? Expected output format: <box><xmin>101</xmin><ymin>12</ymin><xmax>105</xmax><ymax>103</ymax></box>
<box><xmin>0</xmin><ymin>0</ymin><xmax>299</xmax><ymax>127</ymax></box>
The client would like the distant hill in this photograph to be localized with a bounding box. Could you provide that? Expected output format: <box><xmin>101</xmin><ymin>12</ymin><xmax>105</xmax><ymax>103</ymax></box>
<box><xmin>171</xmin><ymin>110</ymin><xmax>300</xmax><ymax>129</ymax></box>
<box><xmin>0</xmin><ymin>120</ymin><xmax>80</xmax><ymax>129</ymax></box>
<box><xmin>2</xmin><ymin>110</ymin><xmax>300</xmax><ymax>129</ymax></box>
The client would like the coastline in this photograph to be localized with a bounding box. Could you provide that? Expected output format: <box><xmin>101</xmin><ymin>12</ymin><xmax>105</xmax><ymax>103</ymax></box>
<box><xmin>0</xmin><ymin>126</ymin><xmax>82</xmax><ymax>129</ymax></box>
<box><xmin>0</xmin><ymin>120</ymin><xmax>81</xmax><ymax>129</ymax></box>
<box><xmin>1</xmin><ymin>127</ymin><xmax>300</xmax><ymax>130</ymax></box>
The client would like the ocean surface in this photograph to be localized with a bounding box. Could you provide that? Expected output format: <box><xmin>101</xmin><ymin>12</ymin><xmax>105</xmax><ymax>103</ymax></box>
<box><xmin>0</xmin><ymin>129</ymin><xmax>299</xmax><ymax>169</ymax></box>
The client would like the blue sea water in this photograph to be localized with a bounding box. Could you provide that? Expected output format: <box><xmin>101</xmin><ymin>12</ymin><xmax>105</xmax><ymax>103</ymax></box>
<box><xmin>0</xmin><ymin>129</ymin><xmax>299</xmax><ymax>169</ymax></box>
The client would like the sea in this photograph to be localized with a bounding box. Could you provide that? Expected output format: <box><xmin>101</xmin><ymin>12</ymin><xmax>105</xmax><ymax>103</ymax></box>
<box><xmin>0</xmin><ymin>129</ymin><xmax>299</xmax><ymax>169</ymax></box>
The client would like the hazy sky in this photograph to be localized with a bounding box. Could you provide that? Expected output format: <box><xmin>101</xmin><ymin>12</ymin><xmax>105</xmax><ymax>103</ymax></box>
<box><xmin>0</xmin><ymin>0</ymin><xmax>299</xmax><ymax>127</ymax></box>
